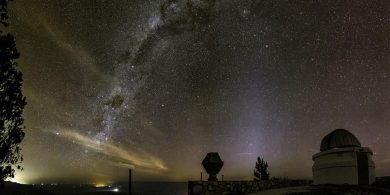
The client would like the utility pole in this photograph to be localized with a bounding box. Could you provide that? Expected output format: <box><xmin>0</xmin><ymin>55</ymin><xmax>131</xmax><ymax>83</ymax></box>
<box><xmin>129</xmin><ymin>169</ymin><xmax>132</xmax><ymax>195</ymax></box>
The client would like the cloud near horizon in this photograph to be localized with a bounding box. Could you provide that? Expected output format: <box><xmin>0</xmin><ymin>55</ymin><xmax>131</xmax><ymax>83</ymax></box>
<box><xmin>48</xmin><ymin>129</ymin><xmax>168</xmax><ymax>174</ymax></box>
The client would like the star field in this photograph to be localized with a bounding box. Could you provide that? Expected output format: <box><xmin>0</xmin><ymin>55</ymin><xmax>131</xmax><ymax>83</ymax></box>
<box><xmin>4</xmin><ymin>0</ymin><xmax>390</xmax><ymax>184</ymax></box>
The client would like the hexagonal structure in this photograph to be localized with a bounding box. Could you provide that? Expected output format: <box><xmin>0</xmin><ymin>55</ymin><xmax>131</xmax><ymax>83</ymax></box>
<box><xmin>202</xmin><ymin>152</ymin><xmax>224</xmax><ymax>181</ymax></box>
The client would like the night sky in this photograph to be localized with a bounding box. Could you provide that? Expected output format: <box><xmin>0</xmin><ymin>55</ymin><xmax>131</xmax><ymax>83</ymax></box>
<box><xmin>5</xmin><ymin>0</ymin><xmax>390</xmax><ymax>184</ymax></box>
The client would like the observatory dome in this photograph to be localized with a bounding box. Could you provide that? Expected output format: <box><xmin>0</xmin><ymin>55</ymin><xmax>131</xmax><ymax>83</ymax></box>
<box><xmin>320</xmin><ymin>129</ymin><xmax>361</xmax><ymax>152</ymax></box>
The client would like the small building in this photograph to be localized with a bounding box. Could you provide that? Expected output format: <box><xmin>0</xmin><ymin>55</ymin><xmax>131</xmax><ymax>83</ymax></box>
<box><xmin>312</xmin><ymin>129</ymin><xmax>375</xmax><ymax>185</ymax></box>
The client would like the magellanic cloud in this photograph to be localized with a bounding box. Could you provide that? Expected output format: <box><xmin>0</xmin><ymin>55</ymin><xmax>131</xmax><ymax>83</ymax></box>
<box><xmin>51</xmin><ymin>129</ymin><xmax>168</xmax><ymax>173</ymax></box>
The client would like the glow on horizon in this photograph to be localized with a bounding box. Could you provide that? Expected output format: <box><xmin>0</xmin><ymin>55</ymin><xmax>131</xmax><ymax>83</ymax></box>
<box><xmin>94</xmin><ymin>182</ymin><xmax>108</xmax><ymax>188</ymax></box>
<box><xmin>7</xmin><ymin>176</ymin><xmax>28</xmax><ymax>185</ymax></box>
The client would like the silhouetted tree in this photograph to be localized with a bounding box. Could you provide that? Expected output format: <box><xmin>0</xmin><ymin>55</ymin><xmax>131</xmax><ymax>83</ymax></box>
<box><xmin>0</xmin><ymin>0</ymin><xmax>26</xmax><ymax>188</ymax></box>
<box><xmin>254</xmin><ymin>157</ymin><xmax>269</xmax><ymax>181</ymax></box>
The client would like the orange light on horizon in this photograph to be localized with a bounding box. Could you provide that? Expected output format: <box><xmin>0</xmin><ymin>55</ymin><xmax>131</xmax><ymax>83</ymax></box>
<box><xmin>94</xmin><ymin>183</ymin><xmax>108</xmax><ymax>188</ymax></box>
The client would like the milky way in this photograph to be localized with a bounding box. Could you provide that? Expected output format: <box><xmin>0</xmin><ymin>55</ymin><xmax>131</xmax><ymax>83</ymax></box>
<box><xmin>5</xmin><ymin>0</ymin><xmax>390</xmax><ymax>183</ymax></box>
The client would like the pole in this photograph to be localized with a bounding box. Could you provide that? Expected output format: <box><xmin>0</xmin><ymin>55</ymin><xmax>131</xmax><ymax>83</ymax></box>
<box><xmin>201</xmin><ymin>171</ymin><xmax>203</xmax><ymax>181</ymax></box>
<box><xmin>129</xmin><ymin>169</ymin><xmax>132</xmax><ymax>195</ymax></box>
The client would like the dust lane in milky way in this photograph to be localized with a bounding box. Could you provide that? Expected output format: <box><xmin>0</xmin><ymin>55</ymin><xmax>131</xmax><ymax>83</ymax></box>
<box><xmin>5</xmin><ymin>0</ymin><xmax>390</xmax><ymax>183</ymax></box>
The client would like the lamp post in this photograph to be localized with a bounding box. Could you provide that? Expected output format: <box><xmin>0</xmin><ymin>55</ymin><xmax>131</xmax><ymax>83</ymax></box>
<box><xmin>129</xmin><ymin>169</ymin><xmax>132</xmax><ymax>195</ymax></box>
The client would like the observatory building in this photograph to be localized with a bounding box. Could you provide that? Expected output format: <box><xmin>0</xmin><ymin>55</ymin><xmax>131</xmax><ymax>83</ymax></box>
<box><xmin>312</xmin><ymin>129</ymin><xmax>375</xmax><ymax>185</ymax></box>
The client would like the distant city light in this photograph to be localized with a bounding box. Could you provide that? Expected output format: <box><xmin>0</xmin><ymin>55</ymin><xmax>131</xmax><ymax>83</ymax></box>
<box><xmin>112</xmin><ymin>188</ymin><xmax>119</xmax><ymax>192</ymax></box>
<box><xmin>95</xmin><ymin>183</ymin><xmax>108</xmax><ymax>188</ymax></box>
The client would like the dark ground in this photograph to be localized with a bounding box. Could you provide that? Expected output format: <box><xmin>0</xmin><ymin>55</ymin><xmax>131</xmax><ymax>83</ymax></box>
<box><xmin>253</xmin><ymin>177</ymin><xmax>390</xmax><ymax>195</ymax></box>
<box><xmin>0</xmin><ymin>181</ymin><xmax>187</xmax><ymax>195</ymax></box>
<box><xmin>2</xmin><ymin>177</ymin><xmax>390</xmax><ymax>195</ymax></box>
<box><xmin>286</xmin><ymin>185</ymin><xmax>390</xmax><ymax>195</ymax></box>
